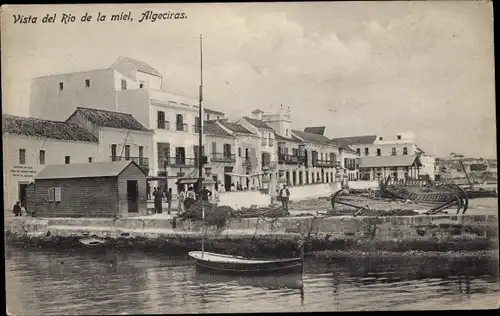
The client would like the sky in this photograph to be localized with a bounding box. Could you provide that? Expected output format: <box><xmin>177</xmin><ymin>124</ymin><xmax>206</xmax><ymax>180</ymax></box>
<box><xmin>1</xmin><ymin>2</ymin><xmax>496</xmax><ymax>158</ymax></box>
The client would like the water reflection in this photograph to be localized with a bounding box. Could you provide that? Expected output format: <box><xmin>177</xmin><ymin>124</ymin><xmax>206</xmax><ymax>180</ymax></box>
<box><xmin>5</xmin><ymin>247</ymin><xmax>499</xmax><ymax>314</ymax></box>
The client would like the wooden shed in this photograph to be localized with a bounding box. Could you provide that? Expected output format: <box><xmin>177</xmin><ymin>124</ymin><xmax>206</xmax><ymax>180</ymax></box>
<box><xmin>32</xmin><ymin>161</ymin><xmax>147</xmax><ymax>218</ymax></box>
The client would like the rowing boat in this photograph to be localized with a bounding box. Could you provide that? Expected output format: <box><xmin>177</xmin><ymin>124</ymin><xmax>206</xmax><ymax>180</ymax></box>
<box><xmin>189</xmin><ymin>251</ymin><xmax>303</xmax><ymax>275</ymax></box>
<box><xmin>79</xmin><ymin>237</ymin><xmax>107</xmax><ymax>247</ymax></box>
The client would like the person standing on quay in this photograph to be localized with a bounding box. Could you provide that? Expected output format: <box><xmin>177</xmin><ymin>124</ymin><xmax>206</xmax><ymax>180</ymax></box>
<box><xmin>153</xmin><ymin>187</ymin><xmax>163</xmax><ymax>214</ymax></box>
<box><xmin>279</xmin><ymin>184</ymin><xmax>291</xmax><ymax>212</ymax></box>
<box><xmin>178</xmin><ymin>187</ymin><xmax>186</xmax><ymax>213</ymax></box>
<box><xmin>13</xmin><ymin>201</ymin><xmax>22</xmax><ymax>217</ymax></box>
<box><xmin>166</xmin><ymin>188</ymin><xmax>173</xmax><ymax>215</ymax></box>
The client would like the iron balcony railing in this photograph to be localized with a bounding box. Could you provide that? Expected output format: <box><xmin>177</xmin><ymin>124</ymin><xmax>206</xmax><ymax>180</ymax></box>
<box><xmin>156</xmin><ymin>120</ymin><xmax>170</xmax><ymax>130</ymax></box>
<box><xmin>242</xmin><ymin>157</ymin><xmax>253</xmax><ymax>166</ymax></box>
<box><xmin>111</xmin><ymin>156</ymin><xmax>149</xmax><ymax>167</ymax></box>
<box><xmin>157</xmin><ymin>157</ymin><xmax>197</xmax><ymax>168</ymax></box>
<box><xmin>175</xmin><ymin>123</ymin><xmax>188</xmax><ymax>132</ymax></box>
<box><xmin>211</xmin><ymin>153</ymin><xmax>236</xmax><ymax>163</ymax></box>
<box><xmin>278</xmin><ymin>153</ymin><xmax>305</xmax><ymax>165</ymax></box>
<box><xmin>313</xmin><ymin>159</ymin><xmax>335</xmax><ymax>168</ymax></box>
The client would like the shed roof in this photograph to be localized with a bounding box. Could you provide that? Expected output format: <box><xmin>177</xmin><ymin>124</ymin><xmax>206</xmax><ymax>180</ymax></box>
<box><xmin>3</xmin><ymin>115</ymin><xmax>99</xmax><ymax>143</ymax></box>
<box><xmin>69</xmin><ymin>107</ymin><xmax>150</xmax><ymax>132</ymax></box>
<box><xmin>34</xmin><ymin>161</ymin><xmax>144</xmax><ymax>180</ymax></box>
<box><xmin>359</xmin><ymin>155</ymin><xmax>422</xmax><ymax>168</ymax></box>
<box><xmin>115</xmin><ymin>56</ymin><xmax>162</xmax><ymax>77</ymax></box>
<box><xmin>218</xmin><ymin>120</ymin><xmax>255</xmax><ymax>135</ymax></box>
<box><xmin>204</xmin><ymin>121</ymin><xmax>233</xmax><ymax>137</ymax></box>
<box><xmin>304</xmin><ymin>126</ymin><xmax>325</xmax><ymax>135</ymax></box>
<box><xmin>292</xmin><ymin>130</ymin><xmax>333</xmax><ymax>145</ymax></box>
<box><xmin>243</xmin><ymin>116</ymin><xmax>274</xmax><ymax>130</ymax></box>
<box><xmin>330</xmin><ymin>135</ymin><xmax>377</xmax><ymax>145</ymax></box>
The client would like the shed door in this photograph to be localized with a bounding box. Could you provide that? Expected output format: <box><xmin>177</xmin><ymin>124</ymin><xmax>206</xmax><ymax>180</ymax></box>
<box><xmin>127</xmin><ymin>180</ymin><xmax>139</xmax><ymax>213</ymax></box>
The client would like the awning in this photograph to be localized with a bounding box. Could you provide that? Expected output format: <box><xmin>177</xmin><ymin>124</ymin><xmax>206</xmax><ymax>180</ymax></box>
<box><xmin>176</xmin><ymin>178</ymin><xmax>201</xmax><ymax>185</ymax></box>
<box><xmin>224</xmin><ymin>172</ymin><xmax>263</xmax><ymax>178</ymax></box>
<box><xmin>147</xmin><ymin>176</ymin><xmax>179</xmax><ymax>180</ymax></box>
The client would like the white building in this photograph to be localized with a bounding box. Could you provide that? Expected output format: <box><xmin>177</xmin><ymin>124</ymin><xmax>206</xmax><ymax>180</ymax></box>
<box><xmin>2</xmin><ymin>114</ymin><xmax>100</xmax><ymax>210</ymax></box>
<box><xmin>65</xmin><ymin>107</ymin><xmax>154</xmax><ymax>174</ymax></box>
<box><xmin>29</xmin><ymin>56</ymin><xmax>227</xmax><ymax>190</ymax></box>
<box><xmin>331</xmin><ymin>132</ymin><xmax>435</xmax><ymax>181</ymax></box>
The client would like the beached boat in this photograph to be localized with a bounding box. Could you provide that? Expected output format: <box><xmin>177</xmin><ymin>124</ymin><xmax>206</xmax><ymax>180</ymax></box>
<box><xmin>189</xmin><ymin>251</ymin><xmax>303</xmax><ymax>275</ymax></box>
<box><xmin>79</xmin><ymin>237</ymin><xmax>107</xmax><ymax>247</ymax></box>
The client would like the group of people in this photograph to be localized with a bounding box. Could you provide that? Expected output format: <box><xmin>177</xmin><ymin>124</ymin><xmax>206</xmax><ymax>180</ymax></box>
<box><xmin>151</xmin><ymin>185</ymin><xmax>220</xmax><ymax>215</ymax></box>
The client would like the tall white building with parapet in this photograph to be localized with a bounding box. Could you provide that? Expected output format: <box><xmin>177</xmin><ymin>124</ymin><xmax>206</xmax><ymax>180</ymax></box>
<box><xmin>29</xmin><ymin>56</ymin><xmax>227</xmax><ymax>190</ymax></box>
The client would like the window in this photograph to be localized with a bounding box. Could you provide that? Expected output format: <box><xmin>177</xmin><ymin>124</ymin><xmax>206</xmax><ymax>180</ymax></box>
<box><xmin>194</xmin><ymin>116</ymin><xmax>200</xmax><ymax>133</ymax></box>
<box><xmin>379</xmin><ymin>137</ymin><xmax>383</xmax><ymax>141</ymax></box>
<box><xmin>223</xmin><ymin>143</ymin><xmax>231</xmax><ymax>155</ymax></box>
<box><xmin>125</xmin><ymin>145</ymin><xmax>130</xmax><ymax>160</ymax></box>
<box><xmin>286</xmin><ymin>129</ymin><xmax>289</xmax><ymax>137</ymax></box>
<box><xmin>85</xmin><ymin>79</ymin><xmax>90</xmax><ymax>88</ymax></box>
<box><xmin>397</xmin><ymin>135</ymin><xmax>402</xmax><ymax>140</ymax></box>
<box><xmin>376</xmin><ymin>149</ymin><xmax>381</xmax><ymax>156</ymax></box>
<box><xmin>48</xmin><ymin>187</ymin><xmax>61</xmax><ymax>202</ymax></box>
<box><xmin>391</xmin><ymin>147</ymin><xmax>397</xmax><ymax>156</ymax></box>
<box><xmin>88</xmin><ymin>157</ymin><xmax>92</xmax><ymax>163</ymax></box>
<box><xmin>139</xmin><ymin>146</ymin><xmax>144</xmax><ymax>158</ymax></box>
<box><xmin>364</xmin><ymin>148</ymin><xmax>369</xmax><ymax>156</ymax></box>
<box><xmin>19</xmin><ymin>149</ymin><xmax>26</xmax><ymax>165</ymax></box>
<box><xmin>207</xmin><ymin>114</ymin><xmax>210</xmax><ymax>120</ymax></box>
<box><xmin>121</xmin><ymin>79</ymin><xmax>127</xmax><ymax>90</ymax></box>
<box><xmin>111</xmin><ymin>144</ymin><xmax>117</xmax><ymax>161</ymax></box>
<box><xmin>157</xmin><ymin>111</ymin><xmax>166</xmax><ymax>129</ymax></box>
<box><xmin>403</xmin><ymin>147</ymin><xmax>408</xmax><ymax>155</ymax></box>
<box><xmin>217</xmin><ymin>116</ymin><xmax>220</xmax><ymax>119</ymax></box>
<box><xmin>176</xmin><ymin>114</ymin><xmax>184</xmax><ymax>131</ymax></box>
<box><xmin>59</xmin><ymin>82</ymin><xmax>64</xmax><ymax>91</ymax></box>
<box><xmin>238</xmin><ymin>147</ymin><xmax>242</xmax><ymax>157</ymax></box>
<box><xmin>65</xmin><ymin>156</ymin><xmax>71</xmax><ymax>164</ymax></box>
<box><xmin>356</xmin><ymin>148</ymin><xmax>361</xmax><ymax>155</ymax></box>
<box><xmin>139</xmin><ymin>81</ymin><xmax>145</xmax><ymax>89</ymax></box>
<box><xmin>39</xmin><ymin>150</ymin><xmax>45</xmax><ymax>165</ymax></box>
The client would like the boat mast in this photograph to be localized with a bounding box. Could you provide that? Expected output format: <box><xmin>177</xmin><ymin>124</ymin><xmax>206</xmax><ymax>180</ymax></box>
<box><xmin>198</xmin><ymin>34</ymin><xmax>205</xmax><ymax>258</ymax></box>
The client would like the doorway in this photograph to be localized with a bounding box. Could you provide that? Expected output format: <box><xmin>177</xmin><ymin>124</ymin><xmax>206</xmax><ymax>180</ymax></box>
<box><xmin>292</xmin><ymin>171</ymin><xmax>296</xmax><ymax>186</ymax></box>
<box><xmin>224</xmin><ymin>166</ymin><xmax>233</xmax><ymax>191</ymax></box>
<box><xmin>18</xmin><ymin>182</ymin><xmax>29</xmax><ymax>207</ymax></box>
<box><xmin>126</xmin><ymin>180</ymin><xmax>139</xmax><ymax>213</ymax></box>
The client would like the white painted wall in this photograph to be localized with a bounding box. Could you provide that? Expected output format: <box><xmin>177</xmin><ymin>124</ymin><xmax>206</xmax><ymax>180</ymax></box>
<box><xmin>30</xmin><ymin>69</ymin><xmax>117</xmax><ymax>120</ymax></box>
<box><xmin>136</xmin><ymin>71</ymin><xmax>162</xmax><ymax>90</ymax></box>
<box><xmin>2</xmin><ymin>134</ymin><xmax>100</xmax><ymax>209</ymax></box>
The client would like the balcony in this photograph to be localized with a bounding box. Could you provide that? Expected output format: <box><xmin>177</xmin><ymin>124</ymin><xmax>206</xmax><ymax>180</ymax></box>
<box><xmin>157</xmin><ymin>157</ymin><xmax>197</xmax><ymax>168</ymax></box>
<box><xmin>156</xmin><ymin>120</ymin><xmax>170</xmax><ymax>130</ymax></box>
<box><xmin>111</xmin><ymin>156</ymin><xmax>149</xmax><ymax>170</ymax></box>
<box><xmin>211</xmin><ymin>153</ymin><xmax>236</xmax><ymax>163</ymax></box>
<box><xmin>313</xmin><ymin>159</ymin><xmax>335</xmax><ymax>168</ymax></box>
<box><xmin>175</xmin><ymin>123</ymin><xmax>188</xmax><ymax>132</ymax></box>
<box><xmin>242</xmin><ymin>157</ymin><xmax>253</xmax><ymax>167</ymax></box>
<box><xmin>278</xmin><ymin>154</ymin><xmax>304</xmax><ymax>165</ymax></box>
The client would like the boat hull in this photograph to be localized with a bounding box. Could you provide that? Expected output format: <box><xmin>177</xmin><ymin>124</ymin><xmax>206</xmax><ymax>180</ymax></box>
<box><xmin>189</xmin><ymin>251</ymin><xmax>303</xmax><ymax>275</ymax></box>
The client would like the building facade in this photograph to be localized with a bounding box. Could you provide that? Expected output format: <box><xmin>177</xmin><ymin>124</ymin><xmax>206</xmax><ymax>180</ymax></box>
<box><xmin>29</xmin><ymin>56</ymin><xmax>227</xmax><ymax>190</ymax></box>
<box><xmin>2</xmin><ymin>115</ymin><xmax>100</xmax><ymax>209</ymax></box>
<box><xmin>331</xmin><ymin>132</ymin><xmax>435</xmax><ymax>181</ymax></box>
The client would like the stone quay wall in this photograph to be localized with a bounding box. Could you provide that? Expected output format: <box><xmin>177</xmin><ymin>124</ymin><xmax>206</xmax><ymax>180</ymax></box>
<box><xmin>4</xmin><ymin>214</ymin><xmax>498</xmax><ymax>257</ymax></box>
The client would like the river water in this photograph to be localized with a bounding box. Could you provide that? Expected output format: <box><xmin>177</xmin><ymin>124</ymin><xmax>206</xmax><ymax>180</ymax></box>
<box><xmin>5</xmin><ymin>247</ymin><xmax>499</xmax><ymax>314</ymax></box>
